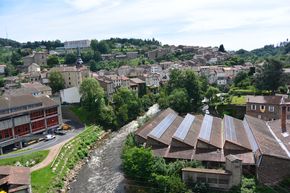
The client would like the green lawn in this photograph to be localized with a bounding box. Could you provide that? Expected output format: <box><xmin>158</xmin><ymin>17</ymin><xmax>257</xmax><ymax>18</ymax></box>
<box><xmin>3</xmin><ymin>148</ymin><xmax>32</xmax><ymax>155</ymax></box>
<box><xmin>0</xmin><ymin>150</ymin><xmax>49</xmax><ymax>167</ymax></box>
<box><xmin>231</xmin><ymin>96</ymin><xmax>246</xmax><ymax>105</ymax></box>
<box><xmin>31</xmin><ymin>166</ymin><xmax>56</xmax><ymax>193</ymax></box>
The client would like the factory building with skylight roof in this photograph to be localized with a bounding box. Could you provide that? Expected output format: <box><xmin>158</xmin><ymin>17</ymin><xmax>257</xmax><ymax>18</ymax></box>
<box><xmin>135</xmin><ymin>106</ymin><xmax>290</xmax><ymax>185</ymax></box>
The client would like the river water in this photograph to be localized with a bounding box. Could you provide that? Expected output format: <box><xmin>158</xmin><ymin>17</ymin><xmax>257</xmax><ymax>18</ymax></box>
<box><xmin>69</xmin><ymin>105</ymin><xmax>159</xmax><ymax>193</ymax></box>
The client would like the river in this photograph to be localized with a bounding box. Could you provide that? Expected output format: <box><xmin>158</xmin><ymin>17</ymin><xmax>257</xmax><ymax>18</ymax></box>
<box><xmin>69</xmin><ymin>105</ymin><xmax>159</xmax><ymax>193</ymax></box>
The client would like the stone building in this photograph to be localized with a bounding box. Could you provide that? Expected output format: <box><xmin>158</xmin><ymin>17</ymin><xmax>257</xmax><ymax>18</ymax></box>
<box><xmin>49</xmin><ymin>65</ymin><xmax>90</xmax><ymax>88</ymax></box>
<box><xmin>182</xmin><ymin>155</ymin><xmax>242</xmax><ymax>190</ymax></box>
<box><xmin>23</xmin><ymin>52</ymin><xmax>47</xmax><ymax>67</ymax></box>
<box><xmin>246</xmin><ymin>95</ymin><xmax>290</xmax><ymax>121</ymax></box>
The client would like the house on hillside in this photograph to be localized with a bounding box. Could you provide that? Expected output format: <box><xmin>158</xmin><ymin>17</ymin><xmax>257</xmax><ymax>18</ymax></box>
<box><xmin>246</xmin><ymin>95</ymin><xmax>290</xmax><ymax>121</ymax></box>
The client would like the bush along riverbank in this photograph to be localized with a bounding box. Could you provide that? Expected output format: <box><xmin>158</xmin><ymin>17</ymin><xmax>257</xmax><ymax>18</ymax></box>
<box><xmin>31</xmin><ymin>125</ymin><xmax>108</xmax><ymax>193</ymax></box>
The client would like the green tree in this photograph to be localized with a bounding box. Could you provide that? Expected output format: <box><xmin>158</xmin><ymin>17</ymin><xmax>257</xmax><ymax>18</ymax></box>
<box><xmin>93</xmin><ymin>51</ymin><xmax>102</xmax><ymax>62</ymax></box>
<box><xmin>205</xmin><ymin>86</ymin><xmax>219</xmax><ymax>103</ymax></box>
<box><xmin>90</xmin><ymin>39</ymin><xmax>98</xmax><ymax>54</ymax></box>
<box><xmin>218</xmin><ymin>44</ymin><xmax>226</xmax><ymax>52</ymax></box>
<box><xmin>5</xmin><ymin>64</ymin><xmax>17</xmax><ymax>76</ymax></box>
<box><xmin>48</xmin><ymin>70</ymin><xmax>65</xmax><ymax>93</ymax></box>
<box><xmin>97</xmin><ymin>40</ymin><xmax>110</xmax><ymax>54</ymax></box>
<box><xmin>168</xmin><ymin>88</ymin><xmax>190</xmax><ymax>113</ymax></box>
<box><xmin>90</xmin><ymin>39</ymin><xmax>110</xmax><ymax>54</ymax></box>
<box><xmin>122</xmin><ymin>147</ymin><xmax>154</xmax><ymax>180</ymax></box>
<box><xmin>89</xmin><ymin>60</ymin><xmax>97</xmax><ymax>72</ymax></box>
<box><xmin>152</xmin><ymin>174</ymin><xmax>188</xmax><ymax>193</ymax></box>
<box><xmin>284</xmin><ymin>43</ymin><xmax>290</xmax><ymax>54</ymax></box>
<box><xmin>79</xmin><ymin>78</ymin><xmax>105</xmax><ymax>112</ymax></box>
<box><xmin>167</xmin><ymin>69</ymin><xmax>203</xmax><ymax>112</ymax></box>
<box><xmin>11</xmin><ymin>51</ymin><xmax>22</xmax><ymax>66</ymax></box>
<box><xmin>47</xmin><ymin>55</ymin><xmax>59</xmax><ymax>67</ymax></box>
<box><xmin>254</xmin><ymin>58</ymin><xmax>284</xmax><ymax>94</ymax></box>
<box><xmin>81</xmin><ymin>50</ymin><xmax>94</xmax><ymax>63</ymax></box>
<box><xmin>65</xmin><ymin>53</ymin><xmax>77</xmax><ymax>64</ymax></box>
<box><xmin>113</xmin><ymin>87</ymin><xmax>142</xmax><ymax>123</ymax></box>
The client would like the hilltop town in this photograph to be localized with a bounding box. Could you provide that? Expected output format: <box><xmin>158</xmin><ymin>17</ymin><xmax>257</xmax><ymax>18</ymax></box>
<box><xmin>0</xmin><ymin>37</ymin><xmax>290</xmax><ymax>193</ymax></box>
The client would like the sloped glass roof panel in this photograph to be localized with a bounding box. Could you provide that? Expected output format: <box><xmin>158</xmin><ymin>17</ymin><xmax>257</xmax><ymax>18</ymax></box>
<box><xmin>173</xmin><ymin>114</ymin><xmax>195</xmax><ymax>140</ymax></box>
<box><xmin>149</xmin><ymin>113</ymin><xmax>177</xmax><ymax>138</ymax></box>
<box><xmin>224</xmin><ymin>115</ymin><xmax>237</xmax><ymax>142</ymax></box>
<box><xmin>198</xmin><ymin>114</ymin><xmax>213</xmax><ymax>141</ymax></box>
<box><xmin>243</xmin><ymin>119</ymin><xmax>259</xmax><ymax>151</ymax></box>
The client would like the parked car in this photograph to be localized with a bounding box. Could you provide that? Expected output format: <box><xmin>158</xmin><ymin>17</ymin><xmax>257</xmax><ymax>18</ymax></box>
<box><xmin>61</xmin><ymin>124</ymin><xmax>71</xmax><ymax>130</ymax></box>
<box><xmin>54</xmin><ymin>130</ymin><xmax>66</xmax><ymax>136</ymax></box>
<box><xmin>45</xmin><ymin>134</ymin><xmax>56</xmax><ymax>141</ymax></box>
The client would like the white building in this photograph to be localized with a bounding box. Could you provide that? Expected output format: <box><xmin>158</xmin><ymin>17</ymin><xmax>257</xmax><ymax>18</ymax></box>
<box><xmin>28</xmin><ymin>63</ymin><xmax>41</xmax><ymax>73</ymax></box>
<box><xmin>60</xmin><ymin>87</ymin><xmax>81</xmax><ymax>104</ymax></box>
<box><xmin>0</xmin><ymin>65</ymin><xmax>6</xmax><ymax>74</ymax></box>
<box><xmin>64</xmin><ymin>40</ymin><xmax>91</xmax><ymax>49</ymax></box>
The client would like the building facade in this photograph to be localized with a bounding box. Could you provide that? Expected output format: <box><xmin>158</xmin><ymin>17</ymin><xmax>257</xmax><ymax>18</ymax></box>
<box><xmin>49</xmin><ymin>66</ymin><xmax>90</xmax><ymax>88</ymax></box>
<box><xmin>23</xmin><ymin>52</ymin><xmax>47</xmax><ymax>67</ymax></box>
<box><xmin>246</xmin><ymin>95</ymin><xmax>290</xmax><ymax>121</ymax></box>
<box><xmin>64</xmin><ymin>40</ymin><xmax>91</xmax><ymax>49</ymax></box>
<box><xmin>0</xmin><ymin>95</ymin><xmax>62</xmax><ymax>154</ymax></box>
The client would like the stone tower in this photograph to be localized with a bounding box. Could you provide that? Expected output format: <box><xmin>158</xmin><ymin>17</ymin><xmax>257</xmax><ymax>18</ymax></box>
<box><xmin>76</xmin><ymin>47</ymin><xmax>83</xmax><ymax>68</ymax></box>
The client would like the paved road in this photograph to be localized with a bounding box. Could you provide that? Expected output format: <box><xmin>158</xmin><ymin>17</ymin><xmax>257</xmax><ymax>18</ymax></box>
<box><xmin>0</xmin><ymin>120</ymin><xmax>84</xmax><ymax>159</ymax></box>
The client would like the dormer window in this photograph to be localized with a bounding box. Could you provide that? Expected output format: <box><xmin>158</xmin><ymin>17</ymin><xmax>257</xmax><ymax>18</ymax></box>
<box><xmin>251</xmin><ymin>104</ymin><xmax>256</xmax><ymax>110</ymax></box>
<box><xmin>260</xmin><ymin>105</ymin><xmax>265</xmax><ymax>112</ymax></box>
<box><xmin>268</xmin><ymin>106</ymin><xmax>275</xmax><ymax>112</ymax></box>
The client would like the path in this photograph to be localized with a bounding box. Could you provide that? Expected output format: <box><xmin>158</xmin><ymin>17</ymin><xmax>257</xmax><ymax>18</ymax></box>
<box><xmin>30</xmin><ymin>139</ymin><xmax>70</xmax><ymax>172</ymax></box>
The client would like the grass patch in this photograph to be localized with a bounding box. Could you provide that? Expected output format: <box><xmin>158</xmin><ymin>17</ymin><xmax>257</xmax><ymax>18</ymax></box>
<box><xmin>231</xmin><ymin>96</ymin><xmax>246</xmax><ymax>105</ymax></box>
<box><xmin>31</xmin><ymin>125</ymin><xmax>104</xmax><ymax>193</ymax></box>
<box><xmin>31</xmin><ymin>166</ymin><xmax>56</xmax><ymax>193</ymax></box>
<box><xmin>0</xmin><ymin>150</ymin><xmax>49</xmax><ymax>167</ymax></box>
<box><xmin>2</xmin><ymin>148</ymin><xmax>32</xmax><ymax>156</ymax></box>
<box><xmin>70</xmin><ymin>106</ymin><xmax>92</xmax><ymax>124</ymax></box>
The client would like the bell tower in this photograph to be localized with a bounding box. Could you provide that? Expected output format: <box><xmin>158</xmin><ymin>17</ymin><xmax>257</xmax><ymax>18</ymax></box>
<box><xmin>76</xmin><ymin>47</ymin><xmax>83</xmax><ymax>68</ymax></box>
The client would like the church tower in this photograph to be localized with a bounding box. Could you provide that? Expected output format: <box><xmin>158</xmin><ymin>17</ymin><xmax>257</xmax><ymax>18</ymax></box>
<box><xmin>76</xmin><ymin>47</ymin><xmax>83</xmax><ymax>68</ymax></box>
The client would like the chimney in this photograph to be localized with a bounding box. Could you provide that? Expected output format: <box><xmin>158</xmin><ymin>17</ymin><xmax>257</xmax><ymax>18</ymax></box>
<box><xmin>280</xmin><ymin>97</ymin><xmax>287</xmax><ymax>133</ymax></box>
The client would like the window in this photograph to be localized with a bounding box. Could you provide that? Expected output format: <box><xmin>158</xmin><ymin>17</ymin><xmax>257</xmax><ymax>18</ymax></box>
<box><xmin>14</xmin><ymin>124</ymin><xmax>30</xmax><ymax>136</ymax></box>
<box><xmin>251</xmin><ymin>104</ymin><xmax>256</xmax><ymax>110</ymax></box>
<box><xmin>197</xmin><ymin>177</ymin><xmax>206</xmax><ymax>183</ymax></box>
<box><xmin>288</xmin><ymin>107</ymin><xmax>290</xmax><ymax>112</ymax></box>
<box><xmin>269</xmin><ymin>106</ymin><xmax>275</xmax><ymax>112</ymax></box>
<box><xmin>32</xmin><ymin>120</ymin><xmax>45</xmax><ymax>132</ymax></box>
<box><xmin>0</xmin><ymin>128</ymin><xmax>13</xmax><ymax>140</ymax></box>
<box><xmin>260</xmin><ymin>105</ymin><xmax>265</xmax><ymax>111</ymax></box>
<box><xmin>69</xmin><ymin>77</ymin><xmax>71</xmax><ymax>80</ymax></box>
<box><xmin>219</xmin><ymin>178</ymin><xmax>229</xmax><ymax>184</ymax></box>
<box><xmin>208</xmin><ymin>178</ymin><xmax>218</xmax><ymax>184</ymax></box>
<box><xmin>69</xmin><ymin>82</ymin><xmax>71</xmax><ymax>85</ymax></box>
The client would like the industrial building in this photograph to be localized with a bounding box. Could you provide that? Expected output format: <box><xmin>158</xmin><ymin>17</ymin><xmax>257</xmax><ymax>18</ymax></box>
<box><xmin>135</xmin><ymin>102</ymin><xmax>290</xmax><ymax>184</ymax></box>
<box><xmin>0</xmin><ymin>95</ymin><xmax>62</xmax><ymax>154</ymax></box>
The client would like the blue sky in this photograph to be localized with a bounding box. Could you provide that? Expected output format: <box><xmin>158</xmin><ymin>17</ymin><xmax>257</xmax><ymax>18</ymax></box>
<box><xmin>0</xmin><ymin>0</ymin><xmax>290</xmax><ymax>50</ymax></box>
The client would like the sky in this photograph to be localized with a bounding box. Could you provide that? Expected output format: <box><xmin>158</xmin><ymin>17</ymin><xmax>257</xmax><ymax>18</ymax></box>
<box><xmin>0</xmin><ymin>0</ymin><xmax>290</xmax><ymax>50</ymax></box>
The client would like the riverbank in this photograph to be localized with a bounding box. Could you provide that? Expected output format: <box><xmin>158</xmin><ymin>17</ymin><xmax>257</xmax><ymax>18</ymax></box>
<box><xmin>31</xmin><ymin>125</ymin><xmax>105</xmax><ymax>193</ymax></box>
<box><xmin>69</xmin><ymin>104</ymin><xmax>159</xmax><ymax>193</ymax></box>
<box><xmin>64</xmin><ymin>131</ymin><xmax>110</xmax><ymax>192</ymax></box>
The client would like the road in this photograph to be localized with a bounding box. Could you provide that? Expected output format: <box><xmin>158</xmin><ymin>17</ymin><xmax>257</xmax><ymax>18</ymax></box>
<box><xmin>0</xmin><ymin>119</ymin><xmax>84</xmax><ymax>159</ymax></box>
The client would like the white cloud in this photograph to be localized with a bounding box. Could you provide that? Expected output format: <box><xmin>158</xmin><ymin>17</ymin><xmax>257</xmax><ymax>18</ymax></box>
<box><xmin>1</xmin><ymin>0</ymin><xmax>290</xmax><ymax>50</ymax></box>
<box><xmin>64</xmin><ymin>0</ymin><xmax>120</xmax><ymax>11</ymax></box>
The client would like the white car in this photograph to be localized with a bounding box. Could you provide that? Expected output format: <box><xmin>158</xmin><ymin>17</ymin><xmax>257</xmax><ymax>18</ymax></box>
<box><xmin>45</xmin><ymin>134</ymin><xmax>56</xmax><ymax>141</ymax></box>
